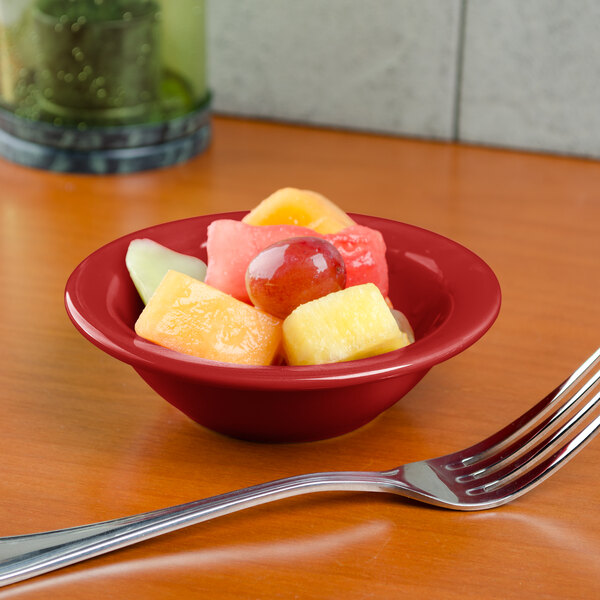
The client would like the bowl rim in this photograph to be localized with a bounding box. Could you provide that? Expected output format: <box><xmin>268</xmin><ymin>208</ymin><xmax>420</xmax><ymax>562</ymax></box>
<box><xmin>65</xmin><ymin>212</ymin><xmax>501</xmax><ymax>390</ymax></box>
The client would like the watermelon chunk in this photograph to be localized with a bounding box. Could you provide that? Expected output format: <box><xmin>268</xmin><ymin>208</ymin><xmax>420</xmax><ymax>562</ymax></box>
<box><xmin>204</xmin><ymin>220</ymin><xmax>389</xmax><ymax>303</ymax></box>
<box><xmin>204</xmin><ymin>220</ymin><xmax>317</xmax><ymax>302</ymax></box>
<box><xmin>327</xmin><ymin>225</ymin><xmax>389</xmax><ymax>298</ymax></box>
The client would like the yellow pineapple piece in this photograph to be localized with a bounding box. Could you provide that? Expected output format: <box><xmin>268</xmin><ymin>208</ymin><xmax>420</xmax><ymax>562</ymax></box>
<box><xmin>242</xmin><ymin>187</ymin><xmax>356</xmax><ymax>234</ymax></box>
<box><xmin>135</xmin><ymin>271</ymin><xmax>282</xmax><ymax>366</ymax></box>
<box><xmin>282</xmin><ymin>283</ymin><xmax>411</xmax><ymax>366</ymax></box>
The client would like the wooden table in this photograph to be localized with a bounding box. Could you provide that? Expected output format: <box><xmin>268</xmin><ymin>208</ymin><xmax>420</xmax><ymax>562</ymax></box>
<box><xmin>1</xmin><ymin>117</ymin><xmax>599</xmax><ymax>599</ymax></box>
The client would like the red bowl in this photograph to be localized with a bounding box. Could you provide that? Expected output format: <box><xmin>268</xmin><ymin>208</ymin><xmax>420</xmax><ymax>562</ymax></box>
<box><xmin>65</xmin><ymin>212</ymin><xmax>501</xmax><ymax>442</ymax></box>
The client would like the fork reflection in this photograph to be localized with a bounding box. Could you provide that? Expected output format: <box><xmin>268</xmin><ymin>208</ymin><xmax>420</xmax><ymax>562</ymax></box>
<box><xmin>0</xmin><ymin>520</ymin><xmax>390</xmax><ymax>597</ymax></box>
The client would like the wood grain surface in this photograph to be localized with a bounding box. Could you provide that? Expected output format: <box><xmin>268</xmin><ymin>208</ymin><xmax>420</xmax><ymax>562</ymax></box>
<box><xmin>1</xmin><ymin>117</ymin><xmax>599</xmax><ymax>599</ymax></box>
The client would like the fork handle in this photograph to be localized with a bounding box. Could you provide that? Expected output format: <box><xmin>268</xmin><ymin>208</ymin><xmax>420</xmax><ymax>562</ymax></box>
<box><xmin>0</xmin><ymin>471</ymin><xmax>392</xmax><ymax>587</ymax></box>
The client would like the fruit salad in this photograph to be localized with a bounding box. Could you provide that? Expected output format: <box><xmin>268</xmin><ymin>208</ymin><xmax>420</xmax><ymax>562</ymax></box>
<box><xmin>127</xmin><ymin>188</ymin><xmax>414</xmax><ymax>366</ymax></box>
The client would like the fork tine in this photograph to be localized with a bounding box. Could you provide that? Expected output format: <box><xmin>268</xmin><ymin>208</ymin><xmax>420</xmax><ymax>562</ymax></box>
<box><xmin>465</xmin><ymin>388</ymin><xmax>600</xmax><ymax>502</ymax></box>
<box><xmin>457</xmin><ymin>355</ymin><xmax>600</xmax><ymax>482</ymax></box>
<box><xmin>445</xmin><ymin>347</ymin><xmax>600</xmax><ymax>472</ymax></box>
<box><xmin>464</xmin><ymin>378</ymin><xmax>600</xmax><ymax>486</ymax></box>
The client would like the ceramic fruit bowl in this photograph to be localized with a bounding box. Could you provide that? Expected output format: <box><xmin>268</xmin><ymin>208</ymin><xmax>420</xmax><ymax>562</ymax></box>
<box><xmin>65</xmin><ymin>212</ymin><xmax>501</xmax><ymax>442</ymax></box>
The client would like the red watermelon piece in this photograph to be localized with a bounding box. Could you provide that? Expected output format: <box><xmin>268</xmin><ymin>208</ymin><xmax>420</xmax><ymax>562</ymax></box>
<box><xmin>327</xmin><ymin>225</ymin><xmax>389</xmax><ymax>298</ymax></box>
<box><xmin>204</xmin><ymin>219</ymin><xmax>389</xmax><ymax>303</ymax></box>
<box><xmin>205</xmin><ymin>220</ymin><xmax>317</xmax><ymax>302</ymax></box>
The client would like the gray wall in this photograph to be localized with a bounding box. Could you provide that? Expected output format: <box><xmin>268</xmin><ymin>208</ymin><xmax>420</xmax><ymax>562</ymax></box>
<box><xmin>207</xmin><ymin>0</ymin><xmax>600</xmax><ymax>159</ymax></box>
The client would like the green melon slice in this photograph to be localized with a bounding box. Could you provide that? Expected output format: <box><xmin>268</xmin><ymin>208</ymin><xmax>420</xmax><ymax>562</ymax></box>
<box><xmin>125</xmin><ymin>238</ymin><xmax>207</xmax><ymax>304</ymax></box>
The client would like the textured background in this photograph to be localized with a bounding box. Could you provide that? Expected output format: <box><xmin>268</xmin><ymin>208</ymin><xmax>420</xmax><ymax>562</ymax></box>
<box><xmin>207</xmin><ymin>0</ymin><xmax>600</xmax><ymax>159</ymax></box>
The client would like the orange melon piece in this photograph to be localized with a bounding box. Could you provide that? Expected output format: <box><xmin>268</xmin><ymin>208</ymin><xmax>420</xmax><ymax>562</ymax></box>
<box><xmin>242</xmin><ymin>187</ymin><xmax>356</xmax><ymax>234</ymax></box>
<box><xmin>135</xmin><ymin>271</ymin><xmax>282</xmax><ymax>366</ymax></box>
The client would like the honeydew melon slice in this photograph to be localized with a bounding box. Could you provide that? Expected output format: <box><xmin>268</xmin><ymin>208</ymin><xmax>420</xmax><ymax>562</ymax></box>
<box><xmin>125</xmin><ymin>238</ymin><xmax>207</xmax><ymax>304</ymax></box>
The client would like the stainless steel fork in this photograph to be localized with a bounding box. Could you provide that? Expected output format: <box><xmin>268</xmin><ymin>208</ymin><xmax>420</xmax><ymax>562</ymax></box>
<box><xmin>1</xmin><ymin>348</ymin><xmax>599</xmax><ymax>588</ymax></box>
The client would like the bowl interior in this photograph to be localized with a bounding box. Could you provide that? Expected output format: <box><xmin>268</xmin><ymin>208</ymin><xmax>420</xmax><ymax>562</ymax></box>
<box><xmin>109</xmin><ymin>218</ymin><xmax>452</xmax><ymax>341</ymax></box>
<box><xmin>66</xmin><ymin>212</ymin><xmax>501</xmax><ymax>388</ymax></box>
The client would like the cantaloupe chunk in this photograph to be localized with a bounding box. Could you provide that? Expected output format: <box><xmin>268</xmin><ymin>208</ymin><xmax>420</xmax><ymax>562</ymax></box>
<box><xmin>283</xmin><ymin>283</ymin><xmax>410</xmax><ymax>366</ymax></box>
<box><xmin>135</xmin><ymin>271</ymin><xmax>282</xmax><ymax>366</ymax></box>
<box><xmin>242</xmin><ymin>187</ymin><xmax>356</xmax><ymax>234</ymax></box>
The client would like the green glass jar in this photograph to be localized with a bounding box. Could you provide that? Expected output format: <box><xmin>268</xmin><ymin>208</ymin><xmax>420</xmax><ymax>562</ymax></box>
<box><xmin>0</xmin><ymin>0</ymin><xmax>210</xmax><ymax>173</ymax></box>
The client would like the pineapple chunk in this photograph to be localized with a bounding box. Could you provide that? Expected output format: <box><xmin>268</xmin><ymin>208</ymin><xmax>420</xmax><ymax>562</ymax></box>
<box><xmin>242</xmin><ymin>187</ymin><xmax>356</xmax><ymax>234</ymax></box>
<box><xmin>283</xmin><ymin>283</ymin><xmax>411</xmax><ymax>366</ymax></box>
<box><xmin>135</xmin><ymin>271</ymin><xmax>282</xmax><ymax>366</ymax></box>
